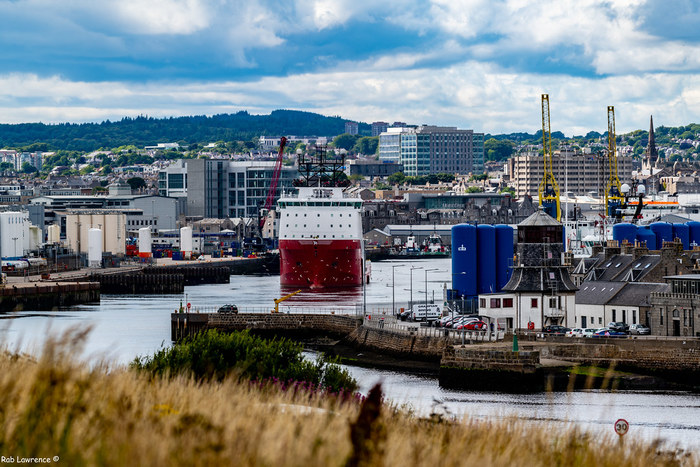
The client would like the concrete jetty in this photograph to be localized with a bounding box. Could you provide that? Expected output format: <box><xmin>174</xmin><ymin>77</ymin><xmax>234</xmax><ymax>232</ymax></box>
<box><xmin>0</xmin><ymin>281</ymin><xmax>99</xmax><ymax>312</ymax></box>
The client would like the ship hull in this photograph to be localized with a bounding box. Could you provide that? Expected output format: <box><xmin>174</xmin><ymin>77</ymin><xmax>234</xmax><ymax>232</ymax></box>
<box><xmin>279</xmin><ymin>239</ymin><xmax>362</xmax><ymax>287</ymax></box>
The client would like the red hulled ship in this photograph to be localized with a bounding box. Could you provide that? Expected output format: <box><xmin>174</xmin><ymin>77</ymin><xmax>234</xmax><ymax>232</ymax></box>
<box><xmin>277</xmin><ymin>148</ymin><xmax>364</xmax><ymax>287</ymax></box>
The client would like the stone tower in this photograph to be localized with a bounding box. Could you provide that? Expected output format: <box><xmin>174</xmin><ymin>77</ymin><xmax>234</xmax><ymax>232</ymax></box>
<box><xmin>501</xmin><ymin>208</ymin><xmax>577</xmax><ymax>326</ymax></box>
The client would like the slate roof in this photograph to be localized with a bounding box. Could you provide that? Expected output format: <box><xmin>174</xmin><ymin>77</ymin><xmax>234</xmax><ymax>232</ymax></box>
<box><xmin>607</xmin><ymin>282</ymin><xmax>669</xmax><ymax>307</ymax></box>
<box><xmin>575</xmin><ymin>281</ymin><xmax>626</xmax><ymax>305</ymax></box>
<box><xmin>518</xmin><ymin>208</ymin><xmax>561</xmax><ymax>227</ymax></box>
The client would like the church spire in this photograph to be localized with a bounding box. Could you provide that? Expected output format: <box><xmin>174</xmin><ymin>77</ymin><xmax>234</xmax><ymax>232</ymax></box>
<box><xmin>646</xmin><ymin>115</ymin><xmax>658</xmax><ymax>167</ymax></box>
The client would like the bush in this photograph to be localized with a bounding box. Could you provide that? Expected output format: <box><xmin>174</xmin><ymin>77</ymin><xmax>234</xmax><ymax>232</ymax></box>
<box><xmin>132</xmin><ymin>330</ymin><xmax>357</xmax><ymax>393</ymax></box>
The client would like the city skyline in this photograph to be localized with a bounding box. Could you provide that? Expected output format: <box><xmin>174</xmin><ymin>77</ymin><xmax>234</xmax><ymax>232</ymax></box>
<box><xmin>1</xmin><ymin>0</ymin><xmax>699</xmax><ymax>136</ymax></box>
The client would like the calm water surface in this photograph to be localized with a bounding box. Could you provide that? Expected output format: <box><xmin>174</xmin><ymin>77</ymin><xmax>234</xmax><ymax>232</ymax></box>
<box><xmin>1</xmin><ymin>258</ymin><xmax>698</xmax><ymax>451</ymax></box>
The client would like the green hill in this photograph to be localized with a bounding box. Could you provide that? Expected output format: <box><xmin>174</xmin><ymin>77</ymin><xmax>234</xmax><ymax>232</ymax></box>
<box><xmin>0</xmin><ymin>110</ymin><xmax>371</xmax><ymax>152</ymax></box>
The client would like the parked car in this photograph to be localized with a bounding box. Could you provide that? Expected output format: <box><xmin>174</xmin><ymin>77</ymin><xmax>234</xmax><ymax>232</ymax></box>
<box><xmin>582</xmin><ymin>328</ymin><xmax>598</xmax><ymax>338</ymax></box>
<box><xmin>436</xmin><ymin>315</ymin><xmax>454</xmax><ymax>327</ymax></box>
<box><xmin>629</xmin><ymin>324</ymin><xmax>651</xmax><ymax>335</ymax></box>
<box><xmin>446</xmin><ymin>316</ymin><xmax>478</xmax><ymax>329</ymax></box>
<box><xmin>458</xmin><ymin>320</ymin><xmax>487</xmax><ymax>331</ymax></box>
<box><xmin>592</xmin><ymin>328</ymin><xmax>627</xmax><ymax>338</ymax></box>
<box><xmin>543</xmin><ymin>325</ymin><xmax>570</xmax><ymax>335</ymax></box>
<box><xmin>398</xmin><ymin>310</ymin><xmax>412</xmax><ymax>321</ymax></box>
<box><xmin>217</xmin><ymin>304</ymin><xmax>238</xmax><ymax>314</ymax></box>
<box><xmin>607</xmin><ymin>322</ymin><xmax>629</xmax><ymax>333</ymax></box>
<box><xmin>566</xmin><ymin>328</ymin><xmax>584</xmax><ymax>337</ymax></box>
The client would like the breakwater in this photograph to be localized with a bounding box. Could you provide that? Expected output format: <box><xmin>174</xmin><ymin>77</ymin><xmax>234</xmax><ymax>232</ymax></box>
<box><xmin>0</xmin><ymin>282</ymin><xmax>99</xmax><ymax>312</ymax></box>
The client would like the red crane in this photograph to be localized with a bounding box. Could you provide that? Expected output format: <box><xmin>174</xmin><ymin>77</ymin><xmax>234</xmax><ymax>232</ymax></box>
<box><xmin>259</xmin><ymin>136</ymin><xmax>288</xmax><ymax>230</ymax></box>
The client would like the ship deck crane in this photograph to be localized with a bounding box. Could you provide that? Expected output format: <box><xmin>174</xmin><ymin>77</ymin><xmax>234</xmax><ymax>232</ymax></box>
<box><xmin>538</xmin><ymin>94</ymin><xmax>561</xmax><ymax>221</ymax></box>
<box><xmin>259</xmin><ymin>136</ymin><xmax>288</xmax><ymax>232</ymax></box>
<box><xmin>605</xmin><ymin>106</ymin><xmax>625</xmax><ymax>218</ymax></box>
<box><xmin>272</xmin><ymin>289</ymin><xmax>301</xmax><ymax>313</ymax></box>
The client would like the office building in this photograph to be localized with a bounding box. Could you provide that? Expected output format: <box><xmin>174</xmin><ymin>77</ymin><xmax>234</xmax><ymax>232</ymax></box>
<box><xmin>378</xmin><ymin>126</ymin><xmax>484</xmax><ymax>176</ymax></box>
<box><xmin>161</xmin><ymin>159</ymin><xmax>299</xmax><ymax>219</ymax></box>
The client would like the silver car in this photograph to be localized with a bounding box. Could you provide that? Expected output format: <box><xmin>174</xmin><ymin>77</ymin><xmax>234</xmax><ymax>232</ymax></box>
<box><xmin>629</xmin><ymin>324</ymin><xmax>650</xmax><ymax>335</ymax></box>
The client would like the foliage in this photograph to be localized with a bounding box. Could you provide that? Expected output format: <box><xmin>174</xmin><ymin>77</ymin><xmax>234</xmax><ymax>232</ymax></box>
<box><xmin>353</xmin><ymin>136</ymin><xmax>379</xmax><ymax>155</ymax></box>
<box><xmin>466</xmin><ymin>186</ymin><xmax>484</xmax><ymax>193</ymax></box>
<box><xmin>387</xmin><ymin>172</ymin><xmax>405</xmax><ymax>185</ymax></box>
<box><xmin>500</xmin><ymin>187</ymin><xmax>515</xmax><ymax>196</ymax></box>
<box><xmin>132</xmin><ymin>329</ymin><xmax>357</xmax><ymax>393</ymax></box>
<box><xmin>21</xmin><ymin>162</ymin><xmax>38</xmax><ymax>174</ymax></box>
<box><xmin>469</xmin><ymin>173</ymin><xmax>488</xmax><ymax>181</ymax></box>
<box><xmin>126</xmin><ymin>177</ymin><xmax>147</xmax><ymax>191</ymax></box>
<box><xmin>78</xmin><ymin>165</ymin><xmax>95</xmax><ymax>175</ymax></box>
<box><xmin>484</xmin><ymin>138</ymin><xmax>514</xmax><ymax>161</ymax></box>
<box><xmin>349</xmin><ymin>174</ymin><xmax>364</xmax><ymax>182</ymax></box>
<box><xmin>333</xmin><ymin>133</ymin><xmax>360</xmax><ymax>151</ymax></box>
<box><xmin>0</xmin><ymin>110</ymin><xmax>366</xmax><ymax>152</ymax></box>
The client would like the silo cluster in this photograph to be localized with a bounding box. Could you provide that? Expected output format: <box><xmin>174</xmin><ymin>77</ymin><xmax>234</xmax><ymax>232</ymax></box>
<box><xmin>612</xmin><ymin>221</ymin><xmax>700</xmax><ymax>250</ymax></box>
<box><xmin>451</xmin><ymin>224</ymin><xmax>514</xmax><ymax>299</ymax></box>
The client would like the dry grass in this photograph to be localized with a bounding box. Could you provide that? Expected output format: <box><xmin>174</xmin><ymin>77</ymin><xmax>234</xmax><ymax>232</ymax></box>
<box><xmin>0</xmin><ymin>328</ymin><xmax>694</xmax><ymax>467</ymax></box>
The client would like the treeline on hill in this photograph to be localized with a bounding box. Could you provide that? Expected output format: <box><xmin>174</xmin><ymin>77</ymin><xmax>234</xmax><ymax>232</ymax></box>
<box><xmin>0</xmin><ymin>110</ymin><xmax>371</xmax><ymax>152</ymax></box>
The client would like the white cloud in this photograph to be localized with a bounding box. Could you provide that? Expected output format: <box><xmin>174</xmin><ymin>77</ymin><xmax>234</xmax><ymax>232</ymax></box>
<box><xmin>112</xmin><ymin>0</ymin><xmax>211</xmax><ymax>35</ymax></box>
<box><xmin>2</xmin><ymin>62</ymin><xmax>698</xmax><ymax>135</ymax></box>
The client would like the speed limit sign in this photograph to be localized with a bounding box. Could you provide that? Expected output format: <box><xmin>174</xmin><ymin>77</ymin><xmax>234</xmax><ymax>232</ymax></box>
<box><xmin>614</xmin><ymin>419</ymin><xmax>629</xmax><ymax>436</ymax></box>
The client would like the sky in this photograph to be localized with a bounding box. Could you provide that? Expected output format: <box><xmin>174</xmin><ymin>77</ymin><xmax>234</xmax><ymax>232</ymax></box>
<box><xmin>1</xmin><ymin>0</ymin><xmax>699</xmax><ymax>136</ymax></box>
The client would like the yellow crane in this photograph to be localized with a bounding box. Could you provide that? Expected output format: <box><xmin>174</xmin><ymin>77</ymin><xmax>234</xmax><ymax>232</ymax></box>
<box><xmin>538</xmin><ymin>94</ymin><xmax>561</xmax><ymax>221</ymax></box>
<box><xmin>605</xmin><ymin>105</ymin><xmax>624</xmax><ymax>218</ymax></box>
<box><xmin>272</xmin><ymin>289</ymin><xmax>301</xmax><ymax>313</ymax></box>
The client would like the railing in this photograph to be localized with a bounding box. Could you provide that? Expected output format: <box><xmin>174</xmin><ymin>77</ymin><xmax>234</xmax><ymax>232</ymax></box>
<box><xmin>543</xmin><ymin>308</ymin><xmax>565</xmax><ymax>318</ymax></box>
<box><xmin>176</xmin><ymin>305</ymin><xmax>363</xmax><ymax>316</ymax></box>
<box><xmin>362</xmin><ymin>317</ymin><xmax>504</xmax><ymax>344</ymax></box>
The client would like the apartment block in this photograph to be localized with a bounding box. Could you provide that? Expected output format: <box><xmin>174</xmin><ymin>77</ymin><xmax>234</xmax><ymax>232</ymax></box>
<box><xmin>509</xmin><ymin>151</ymin><xmax>635</xmax><ymax>198</ymax></box>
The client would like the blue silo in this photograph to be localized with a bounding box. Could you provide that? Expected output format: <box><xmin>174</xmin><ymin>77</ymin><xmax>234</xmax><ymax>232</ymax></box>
<box><xmin>649</xmin><ymin>222</ymin><xmax>672</xmax><ymax>250</ymax></box>
<box><xmin>451</xmin><ymin>224</ymin><xmax>477</xmax><ymax>297</ymax></box>
<box><xmin>494</xmin><ymin>224</ymin><xmax>514</xmax><ymax>291</ymax></box>
<box><xmin>635</xmin><ymin>226</ymin><xmax>656</xmax><ymax>249</ymax></box>
<box><xmin>612</xmin><ymin>223</ymin><xmax>637</xmax><ymax>246</ymax></box>
<box><xmin>477</xmin><ymin>224</ymin><xmax>497</xmax><ymax>294</ymax></box>
<box><xmin>672</xmin><ymin>223</ymin><xmax>690</xmax><ymax>250</ymax></box>
<box><xmin>688</xmin><ymin>221</ymin><xmax>700</xmax><ymax>247</ymax></box>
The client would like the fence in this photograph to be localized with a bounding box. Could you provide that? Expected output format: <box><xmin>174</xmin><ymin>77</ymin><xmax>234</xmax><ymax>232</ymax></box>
<box><xmin>363</xmin><ymin>316</ymin><xmax>504</xmax><ymax>344</ymax></box>
<box><xmin>176</xmin><ymin>304</ymin><xmax>365</xmax><ymax>316</ymax></box>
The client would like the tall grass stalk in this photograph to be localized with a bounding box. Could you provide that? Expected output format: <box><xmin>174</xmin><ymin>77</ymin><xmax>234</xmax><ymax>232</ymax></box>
<box><xmin>0</xmin><ymin>328</ymin><xmax>692</xmax><ymax>466</ymax></box>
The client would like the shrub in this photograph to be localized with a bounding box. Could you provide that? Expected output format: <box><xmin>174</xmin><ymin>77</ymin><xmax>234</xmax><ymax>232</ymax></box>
<box><xmin>132</xmin><ymin>329</ymin><xmax>358</xmax><ymax>393</ymax></box>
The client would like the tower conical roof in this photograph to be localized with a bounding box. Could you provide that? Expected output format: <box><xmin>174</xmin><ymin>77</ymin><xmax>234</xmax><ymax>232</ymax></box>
<box><xmin>518</xmin><ymin>207</ymin><xmax>561</xmax><ymax>227</ymax></box>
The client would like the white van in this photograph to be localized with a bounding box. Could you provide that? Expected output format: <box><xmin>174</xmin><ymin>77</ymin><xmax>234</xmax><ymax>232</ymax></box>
<box><xmin>410</xmin><ymin>304</ymin><xmax>441</xmax><ymax>322</ymax></box>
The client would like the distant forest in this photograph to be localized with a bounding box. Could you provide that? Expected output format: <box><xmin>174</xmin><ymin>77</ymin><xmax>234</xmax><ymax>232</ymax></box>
<box><xmin>0</xmin><ymin>110</ymin><xmax>371</xmax><ymax>152</ymax></box>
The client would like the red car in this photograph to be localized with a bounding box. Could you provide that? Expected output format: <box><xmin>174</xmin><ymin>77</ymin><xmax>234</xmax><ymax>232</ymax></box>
<box><xmin>457</xmin><ymin>320</ymin><xmax>487</xmax><ymax>330</ymax></box>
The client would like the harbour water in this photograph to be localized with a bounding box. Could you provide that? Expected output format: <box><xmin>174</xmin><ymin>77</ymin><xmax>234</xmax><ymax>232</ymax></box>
<box><xmin>0</xmin><ymin>257</ymin><xmax>698</xmax><ymax>451</ymax></box>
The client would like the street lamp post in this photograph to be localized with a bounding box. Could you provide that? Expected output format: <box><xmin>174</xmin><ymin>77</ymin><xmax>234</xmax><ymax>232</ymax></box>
<box><xmin>424</xmin><ymin>268</ymin><xmax>439</xmax><ymax>311</ymax></box>
<box><xmin>392</xmin><ymin>264</ymin><xmax>404</xmax><ymax>316</ymax></box>
<box><xmin>409</xmin><ymin>265</ymin><xmax>423</xmax><ymax>311</ymax></box>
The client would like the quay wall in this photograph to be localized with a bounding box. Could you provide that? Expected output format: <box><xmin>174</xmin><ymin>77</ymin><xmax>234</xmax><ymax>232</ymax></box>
<box><xmin>540</xmin><ymin>340</ymin><xmax>700</xmax><ymax>384</ymax></box>
<box><xmin>171</xmin><ymin>313</ymin><xmax>361</xmax><ymax>342</ymax></box>
<box><xmin>439</xmin><ymin>346</ymin><xmax>543</xmax><ymax>392</ymax></box>
<box><xmin>343</xmin><ymin>326</ymin><xmax>445</xmax><ymax>361</ymax></box>
<box><xmin>0</xmin><ymin>282</ymin><xmax>100</xmax><ymax>312</ymax></box>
